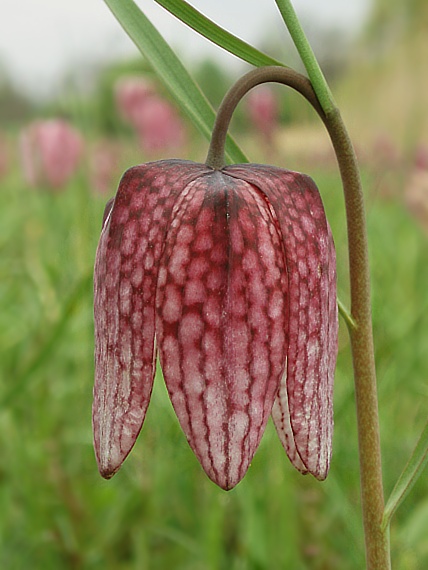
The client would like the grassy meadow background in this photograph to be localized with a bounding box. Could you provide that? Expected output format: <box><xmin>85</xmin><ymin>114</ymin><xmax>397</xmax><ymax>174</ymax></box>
<box><xmin>1</xmin><ymin>2</ymin><xmax>428</xmax><ymax>569</ymax></box>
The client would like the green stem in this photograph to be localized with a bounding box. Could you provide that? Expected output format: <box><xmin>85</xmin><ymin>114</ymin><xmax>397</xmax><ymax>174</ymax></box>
<box><xmin>382</xmin><ymin>418</ymin><xmax>428</xmax><ymax>532</ymax></box>
<box><xmin>206</xmin><ymin>66</ymin><xmax>390</xmax><ymax>570</ymax></box>
<box><xmin>338</xmin><ymin>297</ymin><xmax>357</xmax><ymax>331</ymax></box>
<box><xmin>274</xmin><ymin>0</ymin><xmax>336</xmax><ymax>114</ymax></box>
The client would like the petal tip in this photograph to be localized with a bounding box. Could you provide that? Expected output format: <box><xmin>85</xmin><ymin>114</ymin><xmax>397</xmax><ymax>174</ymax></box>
<box><xmin>94</xmin><ymin>445</ymin><xmax>124</xmax><ymax>480</ymax></box>
<box><xmin>98</xmin><ymin>465</ymin><xmax>119</xmax><ymax>480</ymax></box>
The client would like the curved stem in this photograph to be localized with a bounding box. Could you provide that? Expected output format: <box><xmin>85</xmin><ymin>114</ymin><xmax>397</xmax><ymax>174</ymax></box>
<box><xmin>206</xmin><ymin>66</ymin><xmax>391</xmax><ymax>570</ymax></box>
<box><xmin>206</xmin><ymin>67</ymin><xmax>319</xmax><ymax>170</ymax></box>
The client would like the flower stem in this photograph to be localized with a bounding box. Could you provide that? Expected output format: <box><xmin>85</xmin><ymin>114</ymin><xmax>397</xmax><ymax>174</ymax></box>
<box><xmin>205</xmin><ymin>67</ymin><xmax>318</xmax><ymax>170</ymax></box>
<box><xmin>206</xmin><ymin>66</ymin><xmax>391</xmax><ymax>569</ymax></box>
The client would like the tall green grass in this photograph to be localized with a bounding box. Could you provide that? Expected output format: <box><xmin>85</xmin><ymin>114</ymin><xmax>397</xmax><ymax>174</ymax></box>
<box><xmin>0</xmin><ymin>148</ymin><xmax>427</xmax><ymax>569</ymax></box>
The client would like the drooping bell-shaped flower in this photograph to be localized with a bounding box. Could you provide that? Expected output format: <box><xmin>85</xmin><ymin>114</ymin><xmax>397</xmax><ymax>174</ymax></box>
<box><xmin>93</xmin><ymin>158</ymin><xmax>338</xmax><ymax>490</ymax></box>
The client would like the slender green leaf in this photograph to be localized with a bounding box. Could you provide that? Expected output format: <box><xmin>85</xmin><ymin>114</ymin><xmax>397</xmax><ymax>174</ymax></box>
<box><xmin>274</xmin><ymin>0</ymin><xmax>335</xmax><ymax>113</ymax></box>
<box><xmin>154</xmin><ymin>0</ymin><xmax>285</xmax><ymax>68</ymax></box>
<box><xmin>104</xmin><ymin>0</ymin><xmax>248</xmax><ymax>164</ymax></box>
<box><xmin>337</xmin><ymin>297</ymin><xmax>356</xmax><ymax>331</ymax></box>
<box><xmin>382</xmin><ymin>420</ymin><xmax>428</xmax><ymax>531</ymax></box>
<box><xmin>2</xmin><ymin>273</ymin><xmax>93</xmax><ymax>406</ymax></box>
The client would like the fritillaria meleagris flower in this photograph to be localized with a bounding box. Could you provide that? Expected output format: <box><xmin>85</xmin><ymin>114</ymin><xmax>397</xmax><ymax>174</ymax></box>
<box><xmin>115</xmin><ymin>76</ymin><xmax>186</xmax><ymax>155</ymax></box>
<box><xmin>20</xmin><ymin>119</ymin><xmax>83</xmax><ymax>189</ymax></box>
<box><xmin>89</xmin><ymin>139</ymin><xmax>122</xmax><ymax>195</ymax></box>
<box><xmin>246</xmin><ymin>86</ymin><xmax>279</xmax><ymax>143</ymax></box>
<box><xmin>0</xmin><ymin>133</ymin><xmax>9</xmax><ymax>179</ymax></box>
<box><xmin>114</xmin><ymin>76</ymin><xmax>156</xmax><ymax>126</ymax></box>
<box><xmin>93</xmin><ymin>159</ymin><xmax>338</xmax><ymax>490</ymax></box>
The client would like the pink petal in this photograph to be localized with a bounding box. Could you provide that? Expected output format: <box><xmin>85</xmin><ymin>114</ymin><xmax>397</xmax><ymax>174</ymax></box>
<box><xmin>156</xmin><ymin>171</ymin><xmax>289</xmax><ymax>490</ymax></box>
<box><xmin>272</xmin><ymin>366</ymin><xmax>309</xmax><ymax>475</ymax></box>
<box><xmin>226</xmin><ymin>165</ymin><xmax>338</xmax><ymax>480</ymax></box>
<box><xmin>93</xmin><ymin>160</ymin><xmax>209</xmax><ymax>478</ymax></box>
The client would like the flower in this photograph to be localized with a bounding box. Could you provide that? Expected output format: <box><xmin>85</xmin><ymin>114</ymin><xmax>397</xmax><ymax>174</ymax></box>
<box><xmin>114</xmin><ymin>76</ymin><xmax>156</xmax><ymax>127</ymax></box>
<box><xmin>93</xmin><ymin>159</ymin><xmax>338</xmax><ymax>490</ymax></box>
<box><xmin>89</xmin><ymin>139</ymin><xmax>122</xmax><ymax>195</ymax></box>
<box><xmin>115</xmin><ymin>76</ymin><xmax>186</xmax><ymax>155</ymax></box>
<box><xmin>134</xmin><ymin>97</ymin><xmax>186</xmax><ymax>155</ymax></box>
<box><xmin>20</xmin><ymin>119</ymin><xmax>83</xmax><ymax>189</ymax></box>
<box><xmin>404</xmin><ymin>144</ymin><xmax>428</xmax><ymax>233</ymax></box>
<box><xmin>246</xmin><ymin>86</ymin><xmax>279</xmax><ymax>142</ymax></box>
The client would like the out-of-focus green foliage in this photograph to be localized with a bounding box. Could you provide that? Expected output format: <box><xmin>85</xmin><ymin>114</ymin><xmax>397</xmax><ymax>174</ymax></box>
<box><xmin>0</xmin><ymin>68</ymin><xmax>34</xmax><ymax>124</ymax></box>
<box><xmin>1</xmin><ymin>115</ymin><xmax>427</xmax><ymax>568</ymax></box>
<box><xmin>1</xmin><ymin>3</ymin><xmax>428</xmax><ymax>560</ymax></box>
<box><xmin>368</xmin><ymin>0</ymin><xmax>428</xmax><ymax>34</ymax></box>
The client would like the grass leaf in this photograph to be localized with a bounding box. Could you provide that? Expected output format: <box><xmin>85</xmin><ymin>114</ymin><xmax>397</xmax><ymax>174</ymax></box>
<box><xmin>154</xmin><ymin>0</ymin><xmax>285</xmax><ymax>68</ymax></box>
<box><xmin>104</xmin><ymin>0</ymin><xmax>248</xmax><ymax>164</ymax></box>
<box><xmin>382</xmin><ymin>419</ymin><xmax>428</xmax><ymax>531</ymax></box>
<box><xmin>2</xmin><ymin>273</ymin><xmax>93</xmax><ymax>407</ymax></box>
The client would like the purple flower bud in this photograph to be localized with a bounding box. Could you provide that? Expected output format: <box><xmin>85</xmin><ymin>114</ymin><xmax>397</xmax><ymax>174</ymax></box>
<box><xmin>93</xmin><ymin>160</ymin><xmax>338</xmax><ymax>489</ymax></box>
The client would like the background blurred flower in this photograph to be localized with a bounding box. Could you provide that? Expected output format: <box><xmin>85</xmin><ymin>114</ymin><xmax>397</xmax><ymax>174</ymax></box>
<box><xmin>114</xmin><ymin>76</ymin><xmax>155</xmax><ymax>127</ymax></box>
<box><xmin>0</xmin><ymin>134</ymin><xmax>9</xmax><ymax>179</ymax></box>
<box><xmin>89</xmin><ymin>139</ymin><xmax>121</xmax><ymax>195</ymax></box>
<box><xmin>114</xmin><ymin>75</ymin><xmax>186</xmax><ymax>155</ymax></box>
<box><xmin>135</xmin><ymin>96</ymin><xmax>186</xmax><ymax>154</ymax></box>
<box><xmin>405</xmin><ymin>143</ymin><xmax>428</xmax><ymax>233</ymax></box>
<box><xmin>414</xmin><ymin>143</ymin><xmax>428</xmax><ymax>171</ymax></box>
<box><xmin>371</xmin><ymin>133</ymin><xmax>401</xmax><ymax>170</ymax></box>
<box><xmin>246</xmin><ymin>86</ymin><xmax>279</xmax><ymax>144</ymax></box>
<box><xmin>20</xmin><ymin>119</ymin><xmax>83</xmax><ymax>189</ymax></box>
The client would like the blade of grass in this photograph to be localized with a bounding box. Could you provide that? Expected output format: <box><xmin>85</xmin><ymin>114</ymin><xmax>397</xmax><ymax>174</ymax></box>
<box><xmin>153</xmin><ymin>0</ymin><xmax>285</xmax><ymax>68</ymax></box>
<box><xmin>104</xmin><ymin>0</ymin><xmax>248</xmax><ymax>164</ymax></box>
<box><xmin>381</xmin><ymin>420</ymin><xmax>428</xmax><ymax>532</ymax></box>
<box><xmin>274</xmin><ymin>0</ymin><xmax>335</xmax><ymax>114</ymax></box>
<box><xmin>2</xmin><ymin>273</ymin><xmax>93</xmax><ymax>407</ymax></box>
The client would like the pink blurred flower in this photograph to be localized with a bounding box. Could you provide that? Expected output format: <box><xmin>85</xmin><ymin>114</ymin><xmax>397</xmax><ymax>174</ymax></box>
<box><xmin>405</xmin><ymin>145</ymin><xmax>428</xmax><ymax>232</ymax></box>
<box><xmin>0</xmin><ymin>134</ymin><xmax>9</xmax><ymax>179</ymax></box>
<box><xmin>414</xmin><ymin>143</ymin><xmax>428</xmax><ymax>171</ymax></box>
<box><xmin>89</xmin><ymin>140</ymin><xmax>121</xmax><ymax>195</ymax></box>
<box><xmin>20</xmin><ymin>119</ymin><xmax>83</xmax><ymax>189</ymax></box>
<box><xmin>246</xmin><ymin>86</ymin><xmax>279</xmax><ymax>142</ymax></box>
<box><xmin>135</xmin><ymin>97</ymin><xmax>186</xmax><ymax>154</ymax></box>
<box><xmin>405</xmin><ymin>168</ymin><xmax>428</xmax><ymax>233</ymax></box>
<box><xmin>114</xmin><ymin>76</ymin><xmax>155</xmax><ymax>126</ymax></box>
<box><xmin>371</xmin><ymin>133</ymin><xmax>401</xmax><ymax>170</ymax></box>
<box><xmin>115</xmin><ymin>76</ymin><xmax>186</xmax><ymax>155</ymax></box>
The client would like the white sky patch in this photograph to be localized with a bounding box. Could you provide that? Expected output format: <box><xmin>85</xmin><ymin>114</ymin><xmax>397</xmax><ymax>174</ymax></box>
<box><xmin>0</xmin><ymin>0</ymin><xmax>371</xmax><ymax>99</ymax></box>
